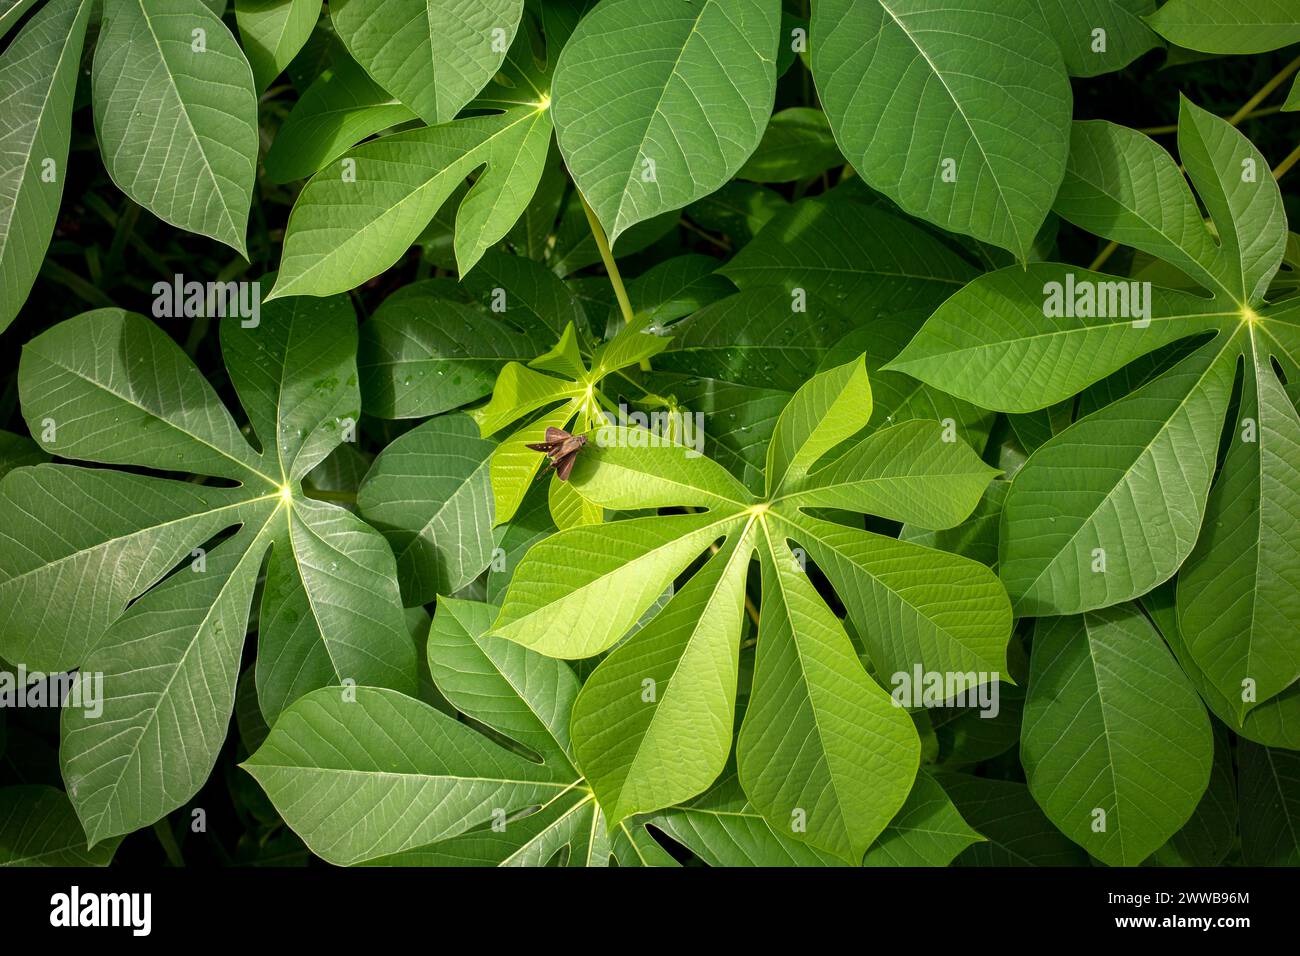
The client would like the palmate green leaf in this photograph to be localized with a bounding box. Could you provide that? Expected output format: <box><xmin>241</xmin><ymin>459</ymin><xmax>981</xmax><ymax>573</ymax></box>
<box><xmin>357</xmin><ymin>414</ymin><xmax>497</xmax><ymax>606</ymax></box>
<box><xmin>1146</xmin><ymin>0</ymin><xmax>1300</xmax><ymax>53</ymax></box>
<box><xmin>551</xmin><ymin>0</ymin><xmax>780</xmax><ymax>245</ymax></box>
<box><xmin>862</xmin><ymin>769</ymin><xmax>984</xmax><ymax>866</ymax></box>
<box><xmin>264</xmin><ymin>49</ymin><xmax>419</xmax><ymax>184</ymax></box>
<box><xmin>719</xmin><ymin>191</ymin><xmax>977</xmax><ymax>317</ymax></box>
<box><xmin>0</xmin><ymin>0</ymin><xmax>42</xmax><ymax>42</ymax></box>
<box><xmin>1143</xmin><ymin>581</ymin><xmax>1300</xmax><ymax>750</ymax></box>
<box><xmin>358</xmin><ymin>253</ymin><xmax>585</xmax><ymax>419</ymax></box>
<box><xmin>245</xmin><ymin>687</ymin><xmax>568</xmax><ymax>866</ymax></box>
<box><xmin>330</xmin><ymin>0</ymin><xmax>522</xmax><ymax>126</ymax></box>
<box><xmin>937</xmin><ymin>772</ymin><xmax>1089</xmax><ymax>866</ymax></box>
<box><xmin>0</xmin><ymin>786</ymin><xmax>120</xmax><ymax>866</ymax></box>
<box><xmin>892</xmin><ymin>100</ymin><xmax>1300</xmax><ymax>713</ymax></box>
<box><xmin>246</xmin><ymin>599</ymin><xmax>674</xmax><ymax>867</ymax></box>
<box><xmin>686</xmin><ymin>181</ymin><xmax>787</xmax><ymax>245</ymax></box>
<box><xmin>1021</xmin><ymin>605</ymin><xmax>1212</xmax><ymax>866</ymax></box>
<box><xmin>641</xmin><ymin>373</ymin><xmax>789</xmax><ymax>493</ymax></box>
<box><xmin>647</xmin><ymin>773</ymin><xmax>846</xmax><ymax>866</ymax></box>
<box><xmin>0</xmin><ymin>0</ymin><xmax>92</xmax><ymax>335</ymax></box>
<box><xmin>997</xmin><ymin>339</ymin><xmax>1234</xmax><ymax>617</ymax></box>
<box><xmin>0</xmin><ymin>431</ymin><xmax>48</xmax><ymax>479</ymax></box>
<box><xmin>235</xmin><ymin>0</ymin><xmax>321</xmax><ymax>92</ymax></box>
<box><xmin>492</xmin><ymin>357</ymin><xmax>1009</xmax><ymax>860</ymax></box>
<box><xmin>268</xmin><ymin>12</ymin><xmax>558</xmax><ymax>296</ymax></box>
<box><xmin>571</xmin><ymin>533</ymin><xmax>752</xmax><ymax>824</ymax></box>
<box><xmin>1036</xmin><ymin>0</ymin><xmax>1158</xmax><ymax>77</ymax></box>
<box><xmin>737</xmin><ymin>107</ymin><xmax>843</xmax><ymax>183</ymax></box>
<box><xmin>900</xmin><ymin>479</ymin><xmax>1007</xmax><ymax>570</ymax></box>
<box><xmin>1147</xmin><ymin>722</ymin><xmax>1237</xmax><ymax>867</ymax></box>
<box><xmin>653</xmin><ymin>767</ymin><xmax>981</xmax><ymax>867</ymax></box>
<box><xmin>0</xmin><ymin>302</ymin><xmax>416</xmax><ymax>844</ymax></box>
<box><xmin>269</xmin><ymin>106</ymin><xmax>553</xmax><ymax>297</ymax></box>
<box><xmin>93</xmin><ymin>0</ymin><xmax>259</xmax><ymax>255</ymax></box>
<box><xmin>735</xmin><ymin>540</ymin><xmax>920</xmax><ymax>862</ymax></box>
<box><xmin>810</xmin><ymin>0</ymin><xmax>1072</xmax><ymax>259</ymax></box>
<box><xmin>1237</xmin><ymin>740</ymin><xmax>1300</xmax><ymax>866</ymax></box>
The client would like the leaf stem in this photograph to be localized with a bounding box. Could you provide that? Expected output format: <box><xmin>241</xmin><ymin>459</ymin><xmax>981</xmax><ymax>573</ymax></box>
<box><xmin>1229</xmin><ymin>55</ymin><xmax>1300</xmax><ymax>124</ymax></box>
<box><xmin>1087</xmin><ymin>241</ymin><xmax>1119</xmax><ymax>272</ymax></box>
<box><xmin>153</xmin><ymin>819</ymin><xmax>184</xmax><ymax>867</ymax></box>
<box><xmin>1138</xmin><ymin>105</ymin><xmax>1282</xmax><ymax>135</ymax></box>
<box><xmin>1273</xmin><ymin>141</ymin><xmax>1300</xmax><ymax>181</ymax></box>
<box><xmin>579</xmin><ymin>191</ymin><xmax>636</xmax><ymax>329</ymax></box>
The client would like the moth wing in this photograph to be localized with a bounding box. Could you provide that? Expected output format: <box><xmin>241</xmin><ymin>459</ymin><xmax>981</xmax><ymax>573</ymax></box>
<box><xmin>555</xmin><ymin>435</ymin><xmax>585</xmax><ymax>457</ymax></box>
<box><xmin>544</xmin><ymin>426</ymin><xmax>571</xmax><ymax>444</ymax></box>
<box><xmin>555</xmin><ymin>451</ymin><xmax>578</xmax><ymax>481</ymax></box>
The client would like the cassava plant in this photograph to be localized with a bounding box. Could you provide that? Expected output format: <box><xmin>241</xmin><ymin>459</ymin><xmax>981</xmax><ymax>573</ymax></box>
<box><xmin>0</xmin><ymin>0</ymin><xmax>1298</xmax><ymax>874</ymax></box>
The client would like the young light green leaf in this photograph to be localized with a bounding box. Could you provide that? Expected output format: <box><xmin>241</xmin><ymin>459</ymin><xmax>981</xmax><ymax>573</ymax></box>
<box><xmin>736</xmin><ymin>538</ymin><xmax>920</xmax><ymax>862</ymax></box>
<box><xmin>765</xmin><ymin>354</ymin><xmax>871</xmax><ymax>495</ymax></box>
<box><xmin>493</xmin><ymin>358</ymin><xmax>1008</xmax><ymax>852</ymax></box>
<box><xmin>788</xmin><ymin>420</ymin><xmax>999</xmax><ymax>528</ymax></box>
<box><xmin>571</xmin><ymin>535</ymin><xmax>752</xmax><ymax>824</ymax></box>
<box><xmin>494</xmin><ymin>511</ymin><xmax>744</xmax><ymax>658</ymax></box>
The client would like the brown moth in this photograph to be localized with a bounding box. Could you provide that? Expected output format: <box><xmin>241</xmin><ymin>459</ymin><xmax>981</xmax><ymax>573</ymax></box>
<box><xmin>526</xmin><ymin>426</ymin><xmax>589</xmax><ymax>481</ymax></box>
